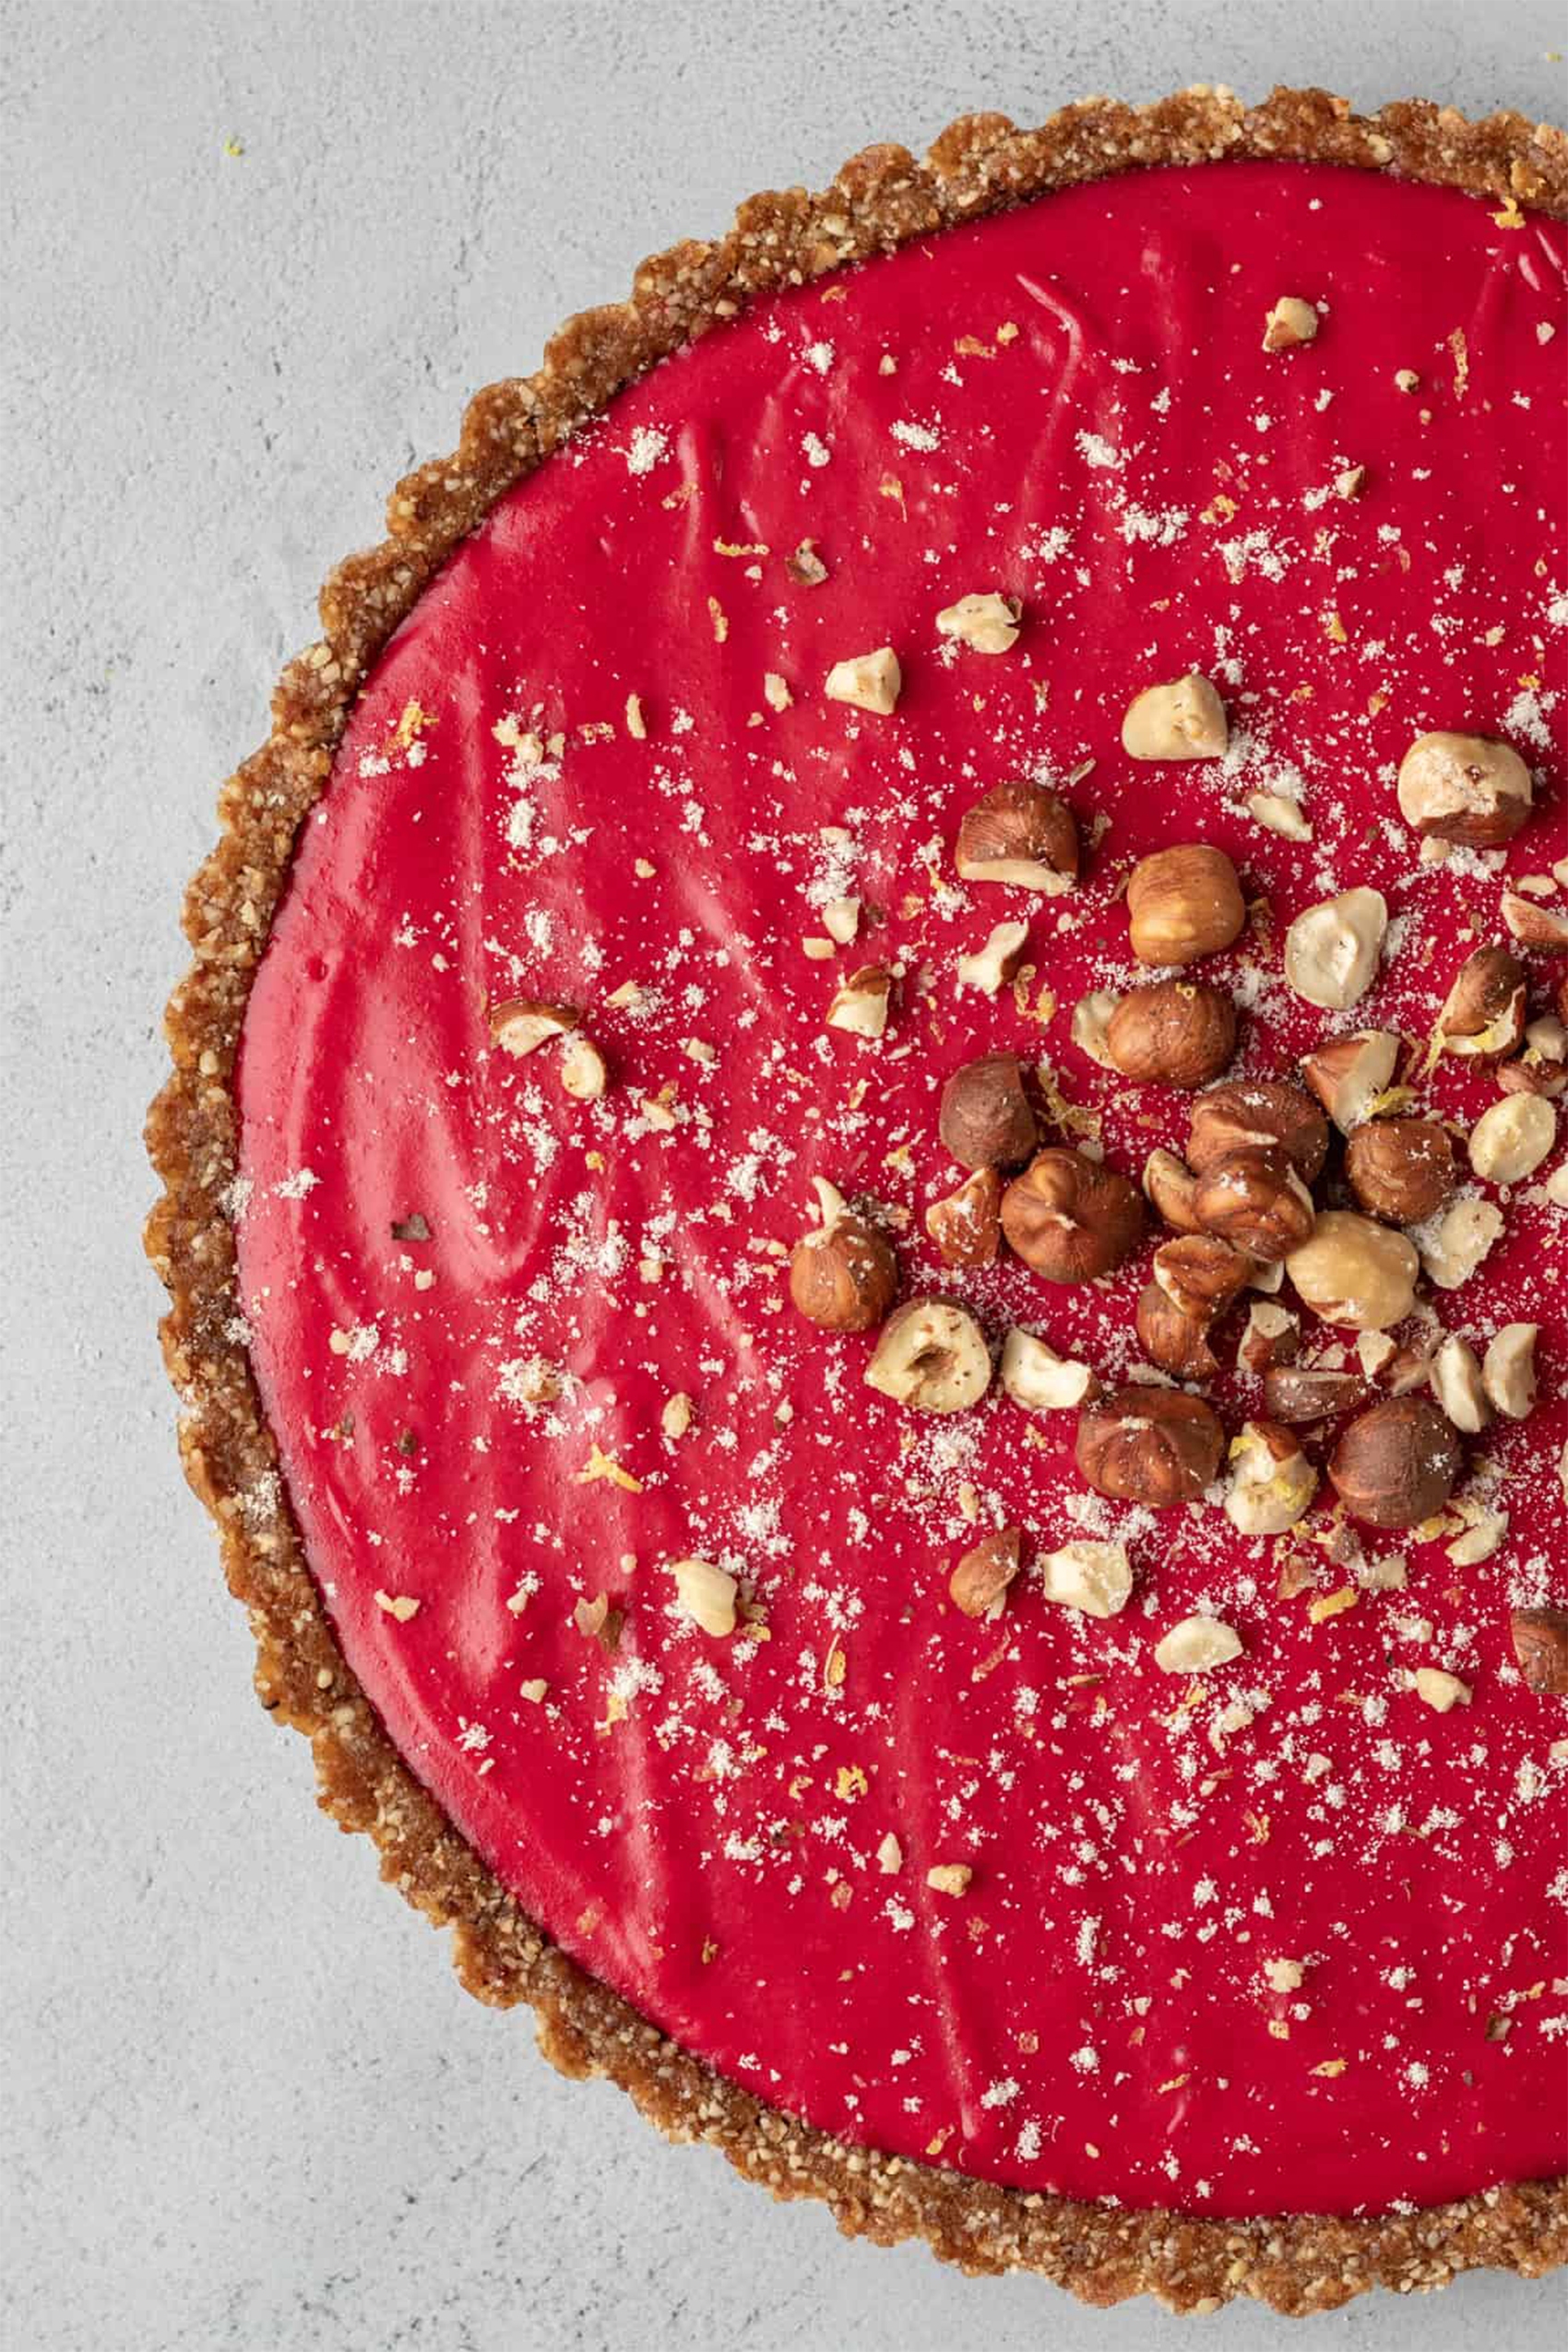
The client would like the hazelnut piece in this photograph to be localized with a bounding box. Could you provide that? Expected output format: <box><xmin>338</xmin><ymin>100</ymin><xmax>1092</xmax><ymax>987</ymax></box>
<box><xmin>1126</xmin><ymin>844</ymin><xmax>1245</xmax><ymax>965</ymax></box>
<box><xmin>956</xmin><ymin>918</ymin><xmax>1031</xmax><ymax>997</ymax></box>
<box><xmin>863</xmin><ymin>1298</ymin><xmax>992</xmax><ymax>1414</ymax></box>
<box><xmin>1154</xmin><ymin>1616</ymin><xmax>1244</xmax><ymax>1674</ymax></box>
<box><xmin>1345</xmin><ymin>1118</ymin><xmax>1457</xmax><ymax>1223</ymax></box>
<box><xmin>1071</xmin><ymin>990</ymin><xmax>1122</xmax><ymax>1069</ymax></box>
<box><xmin>1286</xmin><ymin>1210</ymin><xmax>1419</xmax><ymax>1329</ymax></box>
<box><xmin>789</xmin><ymin>1180</ymin><xmax>898</xmax><ymax>1333</ymax></box>
<box><xmin>488</xmin><ymin>997</ymin><xmax>580</xmax><ymax>1056</ymax></box>
<box><xmin>1152</xmin><ymin>1234</ymin><xmax>1253</xmax><ymax>1320</ymax></box>
<box><xmin>1301</xmin><ymin>1030</ymin><xmax>1401</xmax><ymax>1134</ymax></box>
<box><xmin>1284</xmin><ymin>887</ymin><xmax>1388</xmax><ymax>1011</ymax></box>
<box><xmin>1038</xmin><ymin>1539</ymin><xmax>1133</xmax><ymax>1619</ymax></box>
<box><xmin>1437</xmin><ymin>945</ymin><xmax>1527</xmax><ymax>1061</ymax></box>
<box><xmin>1327</xmin><ymin>1396</ymin><xmax>1463</xmax><ymax>1529</ymax></box>
<box><xmin>1001</xmin><ymin>1148</ymin><xmax>1146</xmax><ymax>1282</ymax></box>
<box><xmin>1188</xmin><ymin>1079</ymin><xmax>1329</xmax><ymax>1183</ymax></box>
<box><xmin>1143</xmin><ymin>1146</ymin><xmax>1203</xmax><ymax>1233</ymax></box>
<box><xmin>1502</xmin><ymin>891</ymin><xmax>1568</xmax><ymax>953</ymax></box>
<box><xmin>1510</xmin><ymin>1607</ymin><xmax>1568</xmax><ymax>1695</ymax></box>
<box><xmin>1194</xmin><ymin>1147</ymin><xmax>1316</xmax><ymax>1263</ymax></box>
<box><xmin>925</xmin><ymin>1167</ymin><xmax>1002</xmax><ymax>1267</ymax></box>
<box><xmin>1121</xmin><ymin>672</ymin><xmax>1229</xmax><ymax>761</ymax></box>
<box><xmin>1263</xmin><ymin>1364</ymin><xmax>1368</xmax><ymax>1424</ymax></box>
<box><xmin>559</xmin><ymin>1032</ymin><xmax>610</xmax><ymax>1100</ymax></box>
<box><xmin>1239</xmin><ymin>1300</ymin><xmax>1300</xmax><ymax>1374</ymax></box>
<box><xmin>1262</xmin><ymin>296</ymin><xmax>1319</xmax><ymax>351</ymax></box>
<box><xmin>1225</xmin><ymin>1420</ymin><xmax>1319</xmax><ymax>1536</ymax></box>
<box><xmin>949</xmin><ymin>1526</ymin><xmax>1023</xmax><ymax>1618</ymax></box>
<box><xmin>938</xmin><ymin>1051</ymin><xmax>1039</xmax><ymax>1170</ymax></box>
<box><xmin>1417</xmin><ymin>1195</ymin><xmax>1504</xmax><ymax>1290</ymax></box>
<box><xmin>1498</xmin><ymin>1016</ymin><xmax>1568</xmax><ymax>1099</ymax></box>
<box><xmin>999</xmin><ymin>1327</ymin><xmax>1097</xmax><ymax>1412</ymax></box>
<box><xmin>669</xmin><ymin>1558</ymin><xmax>738</xmax><ymax>1638</ymax></box>
<box><xmin>825</xmin><ymin>646</ymin><xmax>901</xmax><ymax>714</ymax></box>
<box><xmin>1413</xmin><ymin>1667</ymin><xmax>1471</xmax><ymax>1714</ymax></box>
<box><xmin>955</xmin><ymin>777</ymin><xmax>1078</xmax><ymax>894</ymax></box>
<box><xmin>1430</xmin><ymin>1336</ymin><xmax>1491</xmax><ymax>1434</ymax></box>
<box><xmin>1105</xmin><ymin>981</ymin><xmax>1237</xmax><ymax>1089</ymax></box>
<box><xmin>1481</xmin><ymin>1322</ymin><xmax>1538</xmax><ymax>1420</ymax></box>
<box><xmin>1075</xmin><ymin>1386</ymin><xmax>1225</xmax><ymax>1508</ymax></box>
<box><xmin>1467</xmin><ymin>1093</ymin><xmax>1556</xmax><ymax>1184</ymax></box>
<box><xmin>826</xmin><ymin>964</ymin><xmax>892</xmax><ymax>1040</ymax></box>
<box><xmin>1396</xmin><ymin>732</ymin><xmax>1532</xmax><ymax>846</ymax></box>
<box><xmin>936</xmin><ymin>591</ymin><xmax>1021</xmax><ymax>654</ymax></box>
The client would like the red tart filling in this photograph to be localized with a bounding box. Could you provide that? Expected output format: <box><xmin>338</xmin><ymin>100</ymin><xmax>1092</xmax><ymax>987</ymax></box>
<box><xmin>233</xmin><ymin>159</ymin><xmax>1568</xmax><ymax>2219</ymax></box>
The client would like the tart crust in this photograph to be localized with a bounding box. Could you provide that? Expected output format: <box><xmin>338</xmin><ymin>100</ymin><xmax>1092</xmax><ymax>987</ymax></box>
<box><xmin>145</xmin><ymin>87</ymin><xmax>1568</xmax><ymax>2312</ymax></box>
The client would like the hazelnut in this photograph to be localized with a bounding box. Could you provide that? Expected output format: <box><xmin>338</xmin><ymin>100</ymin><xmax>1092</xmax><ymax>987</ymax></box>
<box><xmin>1430</xmin><ymin>1336</ymin><xmax>1491</xmax><ymax>1434</ymax></box>
<box><xmin>938</xmin><ymin>1051</ymin><xmax>1039</xmax><ymax>1170</ymax></box>
<box><xmin>1327</xmin><ymin>1396</ymin><xmax>1464</xmax><ymax>1529</ymax></box>
<box><xmin>999</xmin><ymin>1327</ymin><xmax>1097</xmax><ymax>1412</ymax></box>
<box><xmin>1143</xmin><ymin>1146</ymin><xmax>1203</xmax><ymax>1233</ymax></box>
<box><xmin>669</xmin><ymin>1557</ymin><xmax>738</xmax><ymax>1638</ymax></box>
<box><xmin>1135</xmin><ymin>1280</ymin><xmax>1220</xmax><ymax>1381</ymax></box>
<box><xmin>822</xmin><ymin>896</ymin><xmax>861</xmax><ymax>944</ymax></box>
<box><xmin>488</xmin><ymin>997</ymin><xmax>580</xmax><ymax>1056</ymax></box>
<box><xmin>1498</xmin><ymin>1016</ymin><xmax>1568</xmax><ymax>1099</ymax></box>
<box><xmin>1286</xmin><ymin>1210</ymin><xmax>1419</xmax><ymax>1329</ymax></box>
<box><xmin>955</xmin><ymin>777</ymin><xmax>1078</xmax><ymax>893</ymax></box>
<box><xmin>1301</xmin><ymin>1030</ymin><xmax>1401</xmax><ymax>1134</ymax></box>
<box><xmin>826</xmin><ymin>964</ymin><xmax>892</xmax><ymax>1040</ymax></box>
<box><xmin>925</xmin><ymin>1167</ymin><xmax>1002</xmax><ymax>1267</ymax></box>
<box><xmin>1284</xmin><ymin>887</ymin><xmax>1388</xmax><ymax>1011</ymax></box>
<box><xmin>789</xmin><ymin>1179</ymin><xmax>899</xmax><ymax>1332</ymax></box>
<box><xmin>1481</xmin><ymin>1322</ymin><xmax>1538</xmax><ymax>1420</ymax></box>
<box><xmin>1246</xmin><ymin>789</ymin><xmax>1313</xmax><ymax>841</ymax></box>
<box><xmin>926</xmin><ymin>1863</ymin><xmax>973</xmax><ymax>1896</ymax></box>
<box><xmin>1437</xmin><ymin>945</ymin><xmax>1527</xmax><ymax>1061</ymax></box>
<box><xmin>1071</xmin><ymin>990</ymin><xmax>1122</xmax><ymax>1069</ymax></box>
<box><xmin>1413</xmin><ymin>1667</ymin><xmax>1471</xmax><ymax>1714</ymax></box>
<box><xmin>863</xmin><ymin>1298</ymin><xmax>992</xmax><ymax>1414</ymax></box>
<box><xmin>1038</xmin><ymin>1539</ymin><xmax>1133</xmax><ymax>1619</ymax></box>
<box><xmin>949</xmin><ymin>1526</ymin><xmax>1023</xmax><ymax>1618</ymax></box>
<box><xmin>1510</xmin><ymin>1606</ymin><xmax>1568</xmax><ymax>1695</ymax></box>
<box><xmin>1194</xmin><ymin>1146</ymin><xmax>1316</xmax><ymax>1263</ymax></box>
<box><xmin>936</xmin><ymin>590</ymin><xmax>1021</xmax><ymax>654</ymax></box>
<box><xmin>559</xmin><ymin>1032</ymin><xmax>609</xmax><ymax>1100</ymax></box>
<box><xmin>1187</xmin><ymin>1079</ymin><xmax>1329</xmax><ymax>1182</ymax></box>
<box><xmin>1417</xmin><ymin>1195</ymin><xmax>1504</xmax><ymax>1289</ymax></box>
<box><xmin>1344</xmin><ymin>1118</ymin><xmax>1457</xmax><ymax>1223</ymax></box>
<box><xmin>825</xmin><ymin>646</ymin><xmax>901</xmax><ymax>714</ymax></box>
<box><xmin>1263</xmin><ymin>1364</ymin><xmax>1368</xmax><ymax>1424</ymax></box>
<box><xmin>1396</xmin><ymin>731</ymin><xmax>1532</xmax><ymax>845</ymax></box>
<box><xmin>1225</xmin><ymin>1420</ymin><xmax>1318</xmax><ymax>1535</ymax></box>
<box><xmin>1152</xmin><ymin>1234</ymin><xmax>1253</xmax><ymax>1320</ymax></box>
<box><xmin>1126</xmin><ymin>844</ymin><xmax>1245</xmax><ymax>965</ymax></box>
<box><xmin>1262</xmin><ymin>295</ymin><xmax>1319</xmax><ymax>351</ymax></box>
<box><xmin>1153</xmin><ymin>1616</ymin><xmax>1243</xmax><ymax>1674</ymax></box>
<box><xmin>1001</xmin><ymin>1148</ymin><xmax>1146</xmax><ymax>1282</ymax></box>
<box><xmin>1121</xmin><ymin>673</ymin><xmax>1229</xmax><ymax>762</ymax></box>
<box><xmin>1075</xmin><ymin>1386</ymin><xmax>1225</xmax><ymax>1508</ymax></box>
<box><xmin>1502</xmin><ymin>891</ymin><xmax>1568</xmax><ymax>952</ymax></box>
<box><xmin>1105</xmin><ymin>981</ymin><xmax>1237</xmax><ymax>1089</ymax></box>
<box><xmin>1239</xmin><ymin>1300</ymin><xmax>1301</xmax><ymax>1374</ymax></box>
<box><xmin>956</xmin><ymin>918</ymin><xmax>1031</xmax><ymax>997</ymax></box>
<box><xmin>1467</xmin><ymin>1093</ymin><xmax>1556</xmax><ymax>1183</ymax></box>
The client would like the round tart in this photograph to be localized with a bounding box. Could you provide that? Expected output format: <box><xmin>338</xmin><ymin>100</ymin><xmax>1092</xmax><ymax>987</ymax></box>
<box><xmin>147</xmin><ymin>89</ymin><xmax>1568</xmax><ymax>2312</ymax></box>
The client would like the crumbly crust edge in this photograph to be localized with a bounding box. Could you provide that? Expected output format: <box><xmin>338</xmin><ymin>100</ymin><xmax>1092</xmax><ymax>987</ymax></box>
<box><xmin>144</xmin><ymin>86</ymin><xmax>1568</xmax><ymax>2313</ymax></box>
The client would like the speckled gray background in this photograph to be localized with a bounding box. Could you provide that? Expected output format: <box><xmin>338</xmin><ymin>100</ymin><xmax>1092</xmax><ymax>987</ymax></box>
<box><xmin>5</xmin><ymin>3</ymin><xmax>1566</xmax><ymax>2346</ymax></box>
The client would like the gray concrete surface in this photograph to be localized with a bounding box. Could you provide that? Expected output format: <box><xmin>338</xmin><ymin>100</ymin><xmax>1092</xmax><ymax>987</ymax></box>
<box><xmin>5</xmin><ymin>3</ymin><xmax>1566</xmax><ymax>2346</ymax></box>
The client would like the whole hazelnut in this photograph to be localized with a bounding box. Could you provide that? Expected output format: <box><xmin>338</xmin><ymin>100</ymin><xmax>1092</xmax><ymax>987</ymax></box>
<box><xmin>925</xmin><ymin>1167</ymin><xmax>1003</xmax><ymax>1266</ymax></box>
<box><xmin>955</xmin><ymin>777</ymin><xmax>1078</xmax><ymax>894</ymax></box>
<box><xmin>1510</xmin><ymin>1606</ymin><xmax>1568</xmax><ymax>1696</ymax></box>
<box><xmin>1396</xmin><ymin>731</ymin><xmax>1532</xmax><ymax>846</ymax></box>
<box><xmin>1075</xmin><ymin>1386</ymin><xmax>1226</xmax><ymax>1508</ymax></box>
<box><xmin>1188</xmin><ymin>1079</ymin><xmax>1329</xmax><ymax>1183</ymax></box>
<box><xmin>1152</xmin><ymin>1233</ymin><xmax>1253</xmax><ymax>1320</ymax></box>
<box><xmin>1001</xmin><ymin>1148</ymin><xmax>1146</xmax><ymax>1282</ymax></box>
<box><xmin>1193</xmin><ymin>1146</ymin><xmax>1316</xmax><ymax>1263</ymax></box>
<box><xmin>1121</xmin><ymin>673</ymin><xmax>1229</xmax><ymax>761</ymax></box>
<box><xmin>1105</xmin><ymin>981</ymin><xmax>1237</xmax><ymax>1088</ymax></box>
<box><xmin>789</xmin><ymin>1181</ymin><xmax>898</xmax><ymax>1333</ymax></box>
<box><xmin>863</xmin><ymin>1298</ymin><xmax>992</xmax><ymax>1414</ymax></box>
<box><xmin>1344</xmin><ymin>1117</ymin><xmax>1457</xmax><ymax>1223</ymax></box>
<box><xmin>1286</xmin><ymin>1210</ymin><xmax>1420</xmax><ymax>1329</ymax></box>
<box><xmin>1327</xmin><ymin>1396</ymin><xmax>1464</xmax><ymax>1529</ymax></box>
<box><xmin>1126</xmin><ymin>845</ymin><xmax>1245</xmax><ymax>966</ymax></box>
<box><xmin>938</xmin><ymin>1051</ymin><xmax>1039</xmax><ymax>1170</ymax></box>
<box><xmin>1437</xmin><ymin>945</ymin><xmax>1527</xmax><ymax>1061</ymax></box>
<box><xmin>1143</xmin><ymin>1147</ymin><xmax>1203</xmax><ymax>1233</ymax></box>
<box><xmin>1301</xmin><ymin>1030</ymin><xmax>1401</xmax><ymax>1134</ymax></box>
<box><xmin>1135</xmin><ymin>1281</ymin><xmax>1220</xmax><ymax>1381</ymax></box>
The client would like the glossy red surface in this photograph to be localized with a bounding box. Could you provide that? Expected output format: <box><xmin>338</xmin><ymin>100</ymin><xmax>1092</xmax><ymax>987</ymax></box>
<box><xmin>234</xmin><ymin>160</ymin><xmax>1568</xmax><ymax>2217</ymax></box>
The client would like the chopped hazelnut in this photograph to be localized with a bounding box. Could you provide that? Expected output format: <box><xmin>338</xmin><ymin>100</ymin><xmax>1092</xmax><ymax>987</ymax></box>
<box><xmin>1301</xmin><ymin>1030</ymin><xmax>1401</xmax><ymax>1134</ymax></box>
<box><xmin>950</xmin><ymin>1526</ymin><xmax>1023</xmax><ymax>1617</ymax></box>
<box><xmin>660</xmin><ymin>1392</ymin><xmax>695</xmax><ymax>1441</ymax></box>
<box><xmin>1263</xmin><ymin>1364</ymin><xmax>1369</xmax><ymax>1424</ymax></box>
<box><xmin>1396</xmin><ymin>732</ymin><xmax>1532</xmax><ymax>846</ymax></box>
<box><xmin>1417</xmin><ymin>1195</ymin><xmax>1504</xmax><ymax>1289</ymax></box>
<box><xmin>1154</xmin><ymin>1616</ymin><xmax>1243</xmax><ymax>1674</ymax></box>
<box><xmin>938</xmin><ymin>1051</ymin><xmax>1039</xmax><ymax>1170</ymax></box>
<box><xmin>1188</xmin><ymin>1078</ymin><xmax>1329</xmax><ymax>1182</ymax></box>
<box><xmin>936</xmin><ymin>590</ymin><xmax>1022</xmax><ymax>653</ymax></box>
<box><xmin>1413</xmin><ymin>1667</ymin><xmax>1470</xmax><ymax>1714</ymax></box>
<box><xmin>1510</xmin><ymin>1607</ymin><xmax>1568</xmax><ymax>1695</ymax></box>
<box><xmin>488</xmin><ymin>997</ymin><xmax>580</xmax><ymax>1056</ymax></box>
<box><xmin>1262</xmin><ymin>296</ymin><xmax>1319</xmax><ymax>350</ymax></box>
<box><xmin>1225</xmin><ymin>1420</ymin><xmax>1318</xmax><ymax>1535</ymax></box>
<box><xmin>1239</xmin><ymin>1300</ymin><xmax>1300</xmax><ymax>1374</ymax></box>
<box><xmin>1121</xmin><ymin>674</ymin><xmax>1229</xmax><ymax>762</ymax></box>
<box><xmin>822</xmin><ymin>896</ymin><xmax>861</xmax><ymax>944</ymax></box>
<box><xmin>1498</xmin><ymin>1016</ymin><xmax>1568</xmax><ymax>1099</ymax></box>
<box><xmin>1126</xmin><ymin>844</ymin><xmax>1245</xmax><ymax>964</ymax></box>
<box><xmin>1430</xmin><ymin>1336</ymin><xmax>1491</xmax><ymax>1434</ymax></box>
<box><xmin>825</xmin><ymin>646</ymin><xmax>901</xmax><ymax>714</ymax></box>
<box><xmin>955</xmin><ymin>777</ymin><xmax>1078</xmax><ymax>893</ymax></box>
<box><xmin>1142</xmin><ymin>1146</ymin><xmax>1204</xmax><ymax>1233</ymax></box>
<box><xmin>1135</xmin><ymin>1280</ymin><xmax>1220</xmax><ymax>1382</ymax></box>
<box><xmin>1502</xmin><ymin>891</ymin><xmax>1568</xmax><ymax>952</ymax></box>
<box><xmin>1071</xmin><ymin>989</ymin><xmax>1123</xmax><ymax>1070</ymax></box>
<box><xmin>559</xmin><ymin>1032</ymin><xmax>609</xmax><ymax>1101</ymax></box>
<box><xmin>1001</xmin><ymin>1148</ymin><xmax>1146</xmax><ymax>1281</ymax></box>
<box><xmin>1038</xmin><ymin>1539</ymin><xmax>1133</xmax><ymax>1619</ymax></box>
<box><xmin>1105</xmin><ymin>980</ymin><xmax>1237</xmax><ymax>1089</ymax></box>
<box><xmin>1075</xmin><ymin>1386</ymin><xmax>1225</xmax><ymax>1508</ymax></box>
<box><xmin>956</xmin><ymin>919</ymin><xmax>1030</xmax><ymax>997</ymax></box>
<box><xmin>999</xmin><ymin>1326</ymin><xmax>1097</xmax><ymax>1411</ymax></box>
<box><xmin>1283</xmin><ymin>887</ymin><xmax>1387</xmax><ymax>1011</ymax></box>
<box><xmin>1437</xmin><ymin>945</ymin><xmax>1527</xmax><ymax>1062</ymax></box>
<box><xmin>1481</xmin><ymin>1322</ymin><xmax>1538</xmax><ymax>1420</ymax></box>
<box><xmin>1327</xmin><ymin>1396</ymin><xmax>1463</xmax><ymax>1529</ymax></box>
<box><xmin>926</xmin><ymin>1863</ymin><xmax>973</xmax><ymax>1896</ymax></box>
<box><xmin>670</xmin><ymin>1557</ymin><xmax>738</xmax><ymax>1638</ymax></box>
<box><xmin>863</xmin><ymin>1298</ymin><xmax>992</xmax><ymax>1415</ymax></box>
<box><xmin>1467</xmin><ymin>1093</ymin><xmax>1556</xmax><ymax>1183</ymax></box>
<box><xmin>925</xmin><ymin>1167</ymin><xmax>1003</xmax><ymax>1267</ymax></box>
<box><xmin>826</xmin><ymin>964</ymin><xmax>892</xmax><ymax>1041</ymax></box>
<box><xmin>1286</xmin><ymin>1210</ymin><xmax>1419</xmax><ymax>1329</ymax></box>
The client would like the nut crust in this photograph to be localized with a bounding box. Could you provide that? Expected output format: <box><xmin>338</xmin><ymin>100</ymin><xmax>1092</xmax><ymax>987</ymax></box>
<box><xmin>143</xmin><ymin>85</ymin><xmax>1568</xmax><ymax>2310</ymax></box>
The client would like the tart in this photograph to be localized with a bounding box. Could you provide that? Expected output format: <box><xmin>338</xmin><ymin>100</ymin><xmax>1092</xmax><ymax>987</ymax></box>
<box><xmin>146</xmin><ymin>88</ymin><xmax>1568</xmax><ymax>2312</ymax></box>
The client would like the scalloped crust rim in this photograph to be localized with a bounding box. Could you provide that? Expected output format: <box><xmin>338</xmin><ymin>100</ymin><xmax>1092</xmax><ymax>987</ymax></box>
<box><xmin>144</xmin><ymin>87</ymin><xmax>1568</xmax><ymax>2313</ymax></box>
